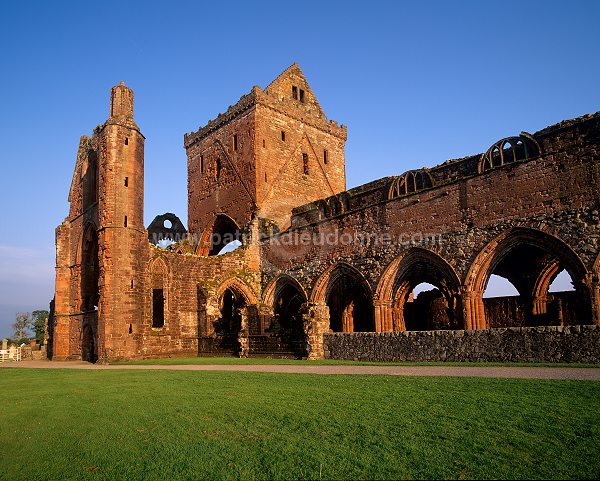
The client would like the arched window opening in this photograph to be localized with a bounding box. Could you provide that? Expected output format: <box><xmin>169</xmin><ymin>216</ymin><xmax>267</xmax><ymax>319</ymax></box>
<box><xmin>378</xmin><ymin>250</ymin><xmax>462</xmax><ymax>332</ymax></box>
<box><xmin>207</xmin><ymin>215</ymin><xmax>241</xmax><ymax>256</ymax></box>
<box><xmin>479</xmin><ymin>133</ymin><xmax>541</xmax><ymax>173</ymax></box>
<box><xmin>388</xmin><ymin>170</ymin><xmax>434</xmax><ymax>200</ymax></box>
<box><xmin>82</xmin><ymin>151</ymin><xmax>98</xmax><ymax>209</ymax></box>
<box><xmin>326</xmin><ymin>270</ymin><xmax>374</xmax><ymax>333</ymax></box>
<box><xmin>151</xmin><ymin>261</ymin><xmax>166</xmax><ymax>328</ymax></box>
<box><xmin>481</xmin><ymin>242</ymin><xmax>588</xmax><ymax>328</ymax></box>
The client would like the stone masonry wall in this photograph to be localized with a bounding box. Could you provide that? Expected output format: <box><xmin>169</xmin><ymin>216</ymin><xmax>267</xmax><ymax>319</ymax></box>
<box><xmin>324</xmin><ymin>325</ymin><xmax>600</xmax><ymax>363</ymax></box>
<box><xmin>261</xmin><ymin>113</ymin><xmax>600</xmax><ymax>303</ymax></box>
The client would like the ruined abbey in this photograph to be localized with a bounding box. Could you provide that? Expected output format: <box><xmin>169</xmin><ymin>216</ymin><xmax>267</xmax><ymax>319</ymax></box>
<box><xmin>50</xmin><ymin>64</ymin><xmax>600</xmax><ymax>363</ymax></box>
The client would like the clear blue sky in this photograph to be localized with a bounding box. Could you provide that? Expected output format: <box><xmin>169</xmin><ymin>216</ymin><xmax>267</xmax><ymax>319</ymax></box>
<box><xmin>0</xmin><ymin>0</ymin><xmax>598</xmax><ymax>338</ymax></box>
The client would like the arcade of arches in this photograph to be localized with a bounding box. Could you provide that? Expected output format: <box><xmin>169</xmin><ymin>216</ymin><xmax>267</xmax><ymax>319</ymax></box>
<box><xmin>182</xmin><ymin>228</ymin><xmax>593</xmax><ymax>361</ymax></box>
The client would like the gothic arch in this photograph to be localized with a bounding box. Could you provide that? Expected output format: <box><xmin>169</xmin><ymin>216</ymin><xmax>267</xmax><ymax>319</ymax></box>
<box><xmin>214</xmin><ymin>277</ymin><xmax>257</xmax><ymax>338</ymax></box>
<box><xmin>264</xmin><ymin>274</ymin><xmax>307</xmax><ymax>342</ymax></box>
<box><xmin>375</xmin><ymin>248</ymin><xmax>462</xmax><ymax>331</ymax></box>
<box><xmin>76</xmin><ymin>221</ymin><xmax>98</xmax><ymax>265</ymax></box>
<box><xmin>465</xmin><ymin>228</ymin><xmax>587</xmax><ymax>293</ymax></box>
<box><xmin>263</xmin><ymin>274</ymin><xmax>308</xmax><ymax>308</ymax></box>
<box><xmin>375</xmin><ymin>248</ymin><xmax>460</xmax><ymax>302</ymax></box>
<box><xmin>150</xmin><ymin>256</ymin><xmax>169</xmax><ymax>276</ymax></box>
<box><xmin>311</xmin><ymin>262</ymin><xmax>374</xmax><ymax>332</ymax></box>
<box><xmin>464</xmin><ymin>227</ymin><xmax>591</xmax><ymax>329</ymax></box>
<box><xmin>196</xmin><ymin>213</ymin><xmax>241</xmax><ymax>256</ymax></box>
<box><xmin>311</xmin><ymin>262</ymin><xmax>373</xmax><ymax>303</ymax></box>
<box><xmin>216</xmin><ymin>277</ymin><xmax>258</xmax><ymax>306</ymax></box>
<box><xmin>532</xmin><ymin>259</ymin><xmax>562</xmax><ymax>300</ymax></box>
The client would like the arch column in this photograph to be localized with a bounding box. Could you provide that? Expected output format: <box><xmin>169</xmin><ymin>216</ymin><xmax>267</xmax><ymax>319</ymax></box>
<box><xmin>462</xmin><ymin>289</ymin><xmax>485</xmax><ymax>330</ymax></box>
<box><xmin>238</xmin><ymin>305</ymin><xmax>258</xmax><ymax>358</ymax></box>
<box><xmin>300</xmin><ymin>302</ymin><xmax>330</xmax><ymax>360</ymax></box>
<box><xmin>374</xmin><ymin>301</ymin><xmax>395</xmax><ymax>332</ymax></box>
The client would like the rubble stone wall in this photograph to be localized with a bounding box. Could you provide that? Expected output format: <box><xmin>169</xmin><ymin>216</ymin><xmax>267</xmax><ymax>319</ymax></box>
<box><xmin>324</xmin><ymin>325</ymin><xmax>600</xmax><ymax>363</ymax></box>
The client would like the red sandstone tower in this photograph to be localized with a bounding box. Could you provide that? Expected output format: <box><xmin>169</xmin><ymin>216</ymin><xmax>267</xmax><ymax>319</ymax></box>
<box><xmin>96</xmin><ymin>82</ymin><xmax>147</xmax><ymax>361</ymax></box>
<box><xmin>53</xmin><ymin>82</ymin><xmax>147</xmax><ymax>361</ymax></box>
<box><xmin>184</xmin><ymin>63</ymin><xmax>348</xmax><ymax>253</ymax></box>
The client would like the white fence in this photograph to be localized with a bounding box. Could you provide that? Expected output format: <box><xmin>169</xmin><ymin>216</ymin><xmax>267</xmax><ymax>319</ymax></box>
<box><xmin>0</xmin><ymin>346</ymin><xmax>22</xmax><ymax>362</ymax></box>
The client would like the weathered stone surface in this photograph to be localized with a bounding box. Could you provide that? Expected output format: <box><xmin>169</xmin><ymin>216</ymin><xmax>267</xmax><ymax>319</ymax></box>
<box><xmin>324</xmin><ymin>325</ymin><xmax>600</xmax><ymax>363</ymax></box>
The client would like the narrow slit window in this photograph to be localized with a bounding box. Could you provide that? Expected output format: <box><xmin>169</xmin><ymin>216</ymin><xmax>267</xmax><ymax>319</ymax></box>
<box><xmin>323</xmin><ymin>150</ymin><xmax>328</xmax><ymax>165</ymax></box>
<box><xmin>124</xmin><ymin>138</ymin><xmax>128</xmax><ymax>145</ymax></box>
<box><xmin>200</xmin><ymin>155</ymin><xmax>204</xmax><ymax>173</ymax></box>
<box><xmin>292</xmin><ymin>85</ymin><xmax>298</xmax><ymax>100</ymax></box>
<box><xmin>233</xmin><ymin>134</ymin><xmax>238</xmax><ymax>151</ymax></box>
<box><xmin>265</xmin><ymin>172</ymin><xmax>267</xmax><ymax>183</ymax></box>
<box><xmin>124</xmin><ymin>216</ymin><xmax>128</xmax><ymax>227</ymax></box>
<box><xmin>124</xmin><ymin>177</ymin><xmax>128</xmax><ymax>187</ymax></box>
<box><xmin>299</xmin><ymin>89</ymin><xmax>305</xmax><ymax>103</ymax></box>
<box><xmin>152</xmin><ymin>288</ymin><xmax>165</xmax><ymax>328</ymax></box>
<box><xmin>262</xmin><ymin>139</ymin><xmax>265</xmax><ymax>148</ymax></box>
<box><xmin>303</xmin><ymin>153</ymin><xmax>309</xmax><ymax>175</ymax></box>
<box><xmin>281</xmin><ymin>131</ymin><xmax>285</xmax><ymax>142</ymax></box>
<box><xmin>131</xmin><ymin>279</ymin><xmax>134</xmax><ymax>289</ymax></box>
<box><xmin>128</xmin><ymin>323</ymin><xmax>133</xmax><ymax>334</ymax></box>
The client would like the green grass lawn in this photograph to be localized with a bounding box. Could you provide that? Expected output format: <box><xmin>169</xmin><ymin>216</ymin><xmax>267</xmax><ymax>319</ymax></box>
<box><xmin>0</xmin><ymin>369</ymin><xmax>598</xmax><ymax>480</ymax></box>
<box><xmin>112</xmin><ymin>356</ymin><xmax>600</xmax><ymax>368</ymax></box>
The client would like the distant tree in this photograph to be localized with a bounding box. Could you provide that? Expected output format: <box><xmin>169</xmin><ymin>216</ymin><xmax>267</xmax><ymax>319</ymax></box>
<box><xmin>13</xmin><ymin>312</ymin><xmax>33</xmax><ymax>339</ymax></box>
<box><xmin>32</xmin><ymin>310</ymin><xmax>49</xmax><ymax>344</ymax></box>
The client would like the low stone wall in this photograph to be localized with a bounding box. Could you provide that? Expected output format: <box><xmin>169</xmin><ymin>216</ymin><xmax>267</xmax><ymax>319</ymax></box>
<box><xmin>324</xmin><ymin>325</ymin><xmax>600</xmax><ymax>363</ymax></box>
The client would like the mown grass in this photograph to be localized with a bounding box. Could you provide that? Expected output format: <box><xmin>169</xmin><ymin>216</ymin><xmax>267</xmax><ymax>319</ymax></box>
<box><xmin>112</xmin><ymin>355</ymin><xmax>600</xmax><ymax>368</ymax></box>
<box><xmin>0</xmin><ymin>369</ymin><xmax>598</xmax><ymax>480</ymax></box>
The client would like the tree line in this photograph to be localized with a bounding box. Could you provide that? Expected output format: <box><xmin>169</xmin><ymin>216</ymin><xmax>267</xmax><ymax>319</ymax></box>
<box><xmin>9</xmin><ymin>310</ymin><xmax>49</xmax><ymax>344</ymax></box>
